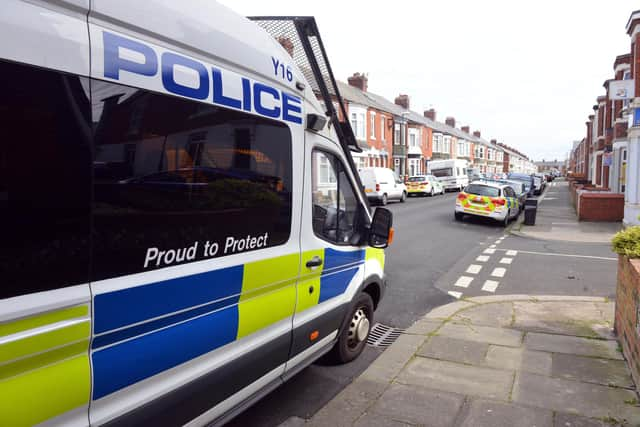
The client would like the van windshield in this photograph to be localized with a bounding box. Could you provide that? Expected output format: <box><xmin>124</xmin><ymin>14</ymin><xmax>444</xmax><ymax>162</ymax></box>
<box><xmin>431</xmin><ymin>168</ymin><xmax>452</xmax><ymax>177</ymax></box>
<box><xmin>465</xmin><ymin>184</ymin><xmax>500</xmax><ymax>197</ymax></box>
<box><xmin>408</xmin><ymin>176</ymin><xmax>426</xmax><ymax>182</ymax></box>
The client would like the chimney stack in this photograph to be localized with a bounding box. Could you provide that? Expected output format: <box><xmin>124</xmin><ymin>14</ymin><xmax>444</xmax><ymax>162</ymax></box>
<box><xmin>277</xmin><ymin>37</ymin><xmax>294</xmax><ymax>58</ymax></box>
<box><xmin>461</xmin><ymin>126</ymin><xmax>470</xmax><ymax>134</ymax></box>
<box><xmin>445</xmin><ymin>117</ymin><xmax>456</xmax><ymax>128</ymax></box>
<box><xmin>424</xmin><ymin>109</ymin><xmax>436</xmax><ymax>121</ymax></box>
<box><xmin>473</xmin><ymin>130</ymin><xmax>481</xmax><ymax>138</ymax></box>
<box><xmin>490</xmin><ymin>139</ymin><xmax>497</xmax><ymax>145</ymax></box>
<box><xmin>395</xmin><ymin>94</ymin><xmax>410</xmax><ymax>109</ymax></box>
<box><xmin>347</xmin><ymin>72</ymin><xmax>368</xmax><ymax>92</ymax></box>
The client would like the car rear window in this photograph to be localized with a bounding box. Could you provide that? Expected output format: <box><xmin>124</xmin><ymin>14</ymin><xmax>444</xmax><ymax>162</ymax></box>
<box><xmin>408</xmin><ymin>176</ymin><xmax>426</xmax><ymax>182</ymax></box>
<box><xmin>464</xmin><ymin>184</ymin><xmax>500</xmax><ymax>197</ymax></box>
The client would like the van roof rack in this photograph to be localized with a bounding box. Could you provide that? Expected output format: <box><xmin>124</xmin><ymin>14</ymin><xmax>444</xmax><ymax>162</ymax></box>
<box><xmin>249</xmin><ymin>16</ymin><xmax>360</xmax><ymax>155</ymax></box>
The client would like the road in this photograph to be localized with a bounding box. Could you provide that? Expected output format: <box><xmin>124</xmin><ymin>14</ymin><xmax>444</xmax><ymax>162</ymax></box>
<box><xmin>229</xmin><ymin>182</ymin><xmax>617</xmax><ymax>426</ymax></box>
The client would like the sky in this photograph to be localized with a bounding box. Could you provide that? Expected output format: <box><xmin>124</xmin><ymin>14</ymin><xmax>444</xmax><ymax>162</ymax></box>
<box><xmin>219</xmin><ymin>0</ymin><xmax>637</xmax><ymax>162</ymax></box>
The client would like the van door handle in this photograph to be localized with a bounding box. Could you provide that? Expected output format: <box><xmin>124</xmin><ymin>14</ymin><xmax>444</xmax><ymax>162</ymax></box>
<box><xmin>306</xmin><ymin>256</ymin><xmax>323</xmax><ymax>268</ymax></box>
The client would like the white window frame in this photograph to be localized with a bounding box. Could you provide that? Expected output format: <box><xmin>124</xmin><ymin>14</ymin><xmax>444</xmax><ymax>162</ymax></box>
<box><xmin>370</xmin><ymin>112</ymin><xmax>376</xmax><ymax>140</ymax></box>
<box><xmin>380</xmin><ymin>116</ymin><xmax>386</xmax><ymax>142</ymax></box>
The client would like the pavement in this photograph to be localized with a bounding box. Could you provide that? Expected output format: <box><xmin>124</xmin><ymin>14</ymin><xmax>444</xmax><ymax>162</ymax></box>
<box><xmin>512</xmin><ymin>180</ymin><xmax>621</xmax><ymax>243</ymax></box>
<box><xmin>276</xmin><ymin>179</ymin><xmax>640</xmax><ymax>427</ymax></box>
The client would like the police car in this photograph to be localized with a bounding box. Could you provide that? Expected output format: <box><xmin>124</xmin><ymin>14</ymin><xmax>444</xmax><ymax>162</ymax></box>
<box><xmin>0</xmin><ymin>2</ymin><xmax>392</xmax><ymax>426</ymax></box>
<box><xmin>454</xmin><ymin>181</ymin><xmax>520</xmax><ymax>226</ymax></box>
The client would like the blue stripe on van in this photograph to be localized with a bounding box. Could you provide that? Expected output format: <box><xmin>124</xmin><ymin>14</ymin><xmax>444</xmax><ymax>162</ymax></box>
<box><xmin>92</xmin><ymin>296</ymin><xmax>236</xmax><ymax>349</ymax></box>
<box><xmin>323</xmin><ymin>248</ymin><xmax>364</xmax><ymax>271</ymax></box>
<box><xmin>319</xmin><ymin>268</ymin><xmax>359</xmax><ymax>303</ymax></box>
<box><xmin>94</xmin><ymin>265</ymin><xmax>244</xmax><ymax>334</ymax></box>
<box><xmin>92</xmin><ymin>304</ymin><xmax>239</xmax><ymax>399</ymax></box>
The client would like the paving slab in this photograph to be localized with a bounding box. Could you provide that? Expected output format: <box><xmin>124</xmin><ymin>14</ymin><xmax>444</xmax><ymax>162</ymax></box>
<box><xmin>418</xmin><ymin>335</ymin><xmax>489</xmax><ymax>365</ymax></box>
<box><xmin>353</xmin><ymin>412</ymin><xmax>412</xmax><ymax>427</ymax></box>
<box><xmin>451</xmin><ymin>302</ymin><xmax>514</xmax><ymax>328</ymax></box>
<box><xmin>513</xmin><ymin>372</ymin><xmax>640</xmax><ymax>422</ymax></box>
<box><xmin>360</xmin><ymin>333</ymin><xmax>425</xmax><ymax>384</ymax></box>
<box><xmin>524</xmin><ymin>332</ymin><xmax>623</xmax><ymax>360</ymax></box>
<box><xmin>404</xmin><ymin>319</ymin><xmax>442</xmax><ymax>335</ymax></box>
<box><xmin>397</xmin><ymin>357</ymin><xmax>514</xmax><ymax>401</ymax></box>
<box><xmin>367</xmin><ymin>383</ymin><xmax>464</xmax><ymax>427</ymax></box>
<box><xmin>438</xmin><ymin>322</ymin><xmax>523</xmax><ymax>347</ymax></box>
<box><xmin>425</xmin><ymin>300</ymin><xmax>477</xmax><ymax>320</ymax></box>
<box><xmin>553</xmin><ymin>412</ymin><xmax>619</xmax><ymax>427</ymax></box>
<box><xmin>485</xmin><ymin>345</ymin><xmax>552</xmax><ymax>376</ymax></box>
<box><xmin>307</xmin><ymin>378</ymin><xmax>388</xmax><ymax>427</ymax></box>
<box><xmin>458</xmin><ymin>398</ymin><xmax>553</xmax><ymax>427</ymax></box>
<box><xmin>552</xmin><ymin>353</ymin><xmax>635</xmax><ymax>389</ymax></box>
<box><xmin>513</xmin><ymin>302</ymin><xmax>613</xmax><ymax>338</ymax></box>
<box><xmin>277</xmin><ymin>417</ymin><xmax>306</xmax><ymax>427</ymax></box>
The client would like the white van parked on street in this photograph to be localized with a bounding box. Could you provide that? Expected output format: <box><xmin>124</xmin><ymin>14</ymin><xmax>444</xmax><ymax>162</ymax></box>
<box><xmin>0</xmin><ymin>2</ymin><xmax>393</xmax><ymax>426</ymax></box>
<box><xmin>359</xmin><ymin>167</ymin><xmax>407</xmax><ymax>205</ymax></box>
<box><xmin>428</xmin><ymin>159</ymin><xmax>470</xmax><ymax>192</ymax></box>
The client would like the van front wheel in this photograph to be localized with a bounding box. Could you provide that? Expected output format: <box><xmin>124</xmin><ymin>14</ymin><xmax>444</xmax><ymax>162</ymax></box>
<box><xmin>327</xmin><ymin>292</ymin><xmax>374</xmax><ymax>364</ymax></box>
<box><xmin>380</xmin><ymin>194</ymin><xmax>388</xmax><ymax>206</ymax></box>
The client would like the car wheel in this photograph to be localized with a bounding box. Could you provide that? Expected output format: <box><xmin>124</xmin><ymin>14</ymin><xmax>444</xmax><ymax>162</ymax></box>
<box><xmin>380</xmin><ymin>194</ymin><xmax>388</xmax><ymax>206</ymax></box>
<box><xmin>429</xmin><ymin>188</ymin><xmax>434</xmax><ymax>197</ymax></box>
<box><xmin>325</xmin><ymin>292</ymin><xmax>374</xmax><ymax>364</ymax></box>
<box><xmin>400</xmin><ymin>191</ymin><xmax>407</xmax><ymax>203</ymax></box>
<box><xmin>455</xmin><ymin>212</ymin><xmax>463</xmax><ymax>221</ymax></box>
<box><xmin>502</xmin><ymin>210</ymin><xmax>510</xmax><ymax>227</ymax></box>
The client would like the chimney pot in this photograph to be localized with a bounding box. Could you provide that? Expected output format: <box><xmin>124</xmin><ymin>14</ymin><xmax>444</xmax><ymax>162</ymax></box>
<box><xmin>445</xmin><ymin>117</ymin><xmax>456</xmax><ymax>128</ymax></box>
<box><xmin>461</xmin><ymin>126</ymin><xmax>470</xmax><ymax>134</ymax></box>
<box><xmin>395</xmin><ymin>94</ymin><xmax>410</xmax><ymax>109</ymax></box>
<box><xmin>473</xmin><ymin>130</ymin><xmax>481</xmax><ymax>138</ymax></box>
<box><xmin>424</xmin><ymin>109</ymin><xmax>436</xmax><ymax>120</ymax></box>
<box><xmin>347</xmin><ymin>72</ymin><xmax>368</xmax><ymax>92</ymax></box>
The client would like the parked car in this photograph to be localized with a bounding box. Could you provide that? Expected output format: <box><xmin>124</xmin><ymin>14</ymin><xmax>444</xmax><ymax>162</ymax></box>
<box><xmin>455</xmin><ymin>181</ymin><xmax>520</xmax><ymax>226</ymax></box>
<box><xmin>406</xmin><ymin>174</ymin><xmax>444</xmax><ymax>197</ymax></box>
<box><xmin>532</xmin><ymin>174</ymin><xmax>544</xmax><ymax>195</ymax></box>
<box><xmin>359</xmin><ymin>167</ymin><xmax>407</xmax><ymax>205</ymax></box>
<box><xmin>507</xmin><ymin>173</ymin><xmax>535</xmax><ymax>197</ymax></box>
<box><xmin>475</xmin><ymin>178</ymin><xmax>527</xmax><ymax>214</ymax></box>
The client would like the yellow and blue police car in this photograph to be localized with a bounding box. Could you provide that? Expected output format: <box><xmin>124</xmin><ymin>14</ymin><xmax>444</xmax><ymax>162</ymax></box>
<box><xmin>454</xmin><ymin>181</ymin><xmax>520</xmax><ymax>226</ymax></box>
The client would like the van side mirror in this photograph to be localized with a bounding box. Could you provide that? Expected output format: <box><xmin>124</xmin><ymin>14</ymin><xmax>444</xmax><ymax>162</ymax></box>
<box><xmin>369</xmin><ymin>208</ymin><xmax>393</xmax><ymax>248</ymax></box>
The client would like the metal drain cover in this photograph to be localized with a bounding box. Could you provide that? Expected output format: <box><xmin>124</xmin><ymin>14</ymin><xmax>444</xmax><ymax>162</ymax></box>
<box><xmin>367</xmin><ymin>323</ymin><xmax>404</xmax><ymax>348</ymax></box>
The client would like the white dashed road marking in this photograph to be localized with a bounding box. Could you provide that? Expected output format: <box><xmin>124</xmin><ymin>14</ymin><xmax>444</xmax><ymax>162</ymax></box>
<box><xmin>476</xmin><ymin>255</ymin><xmax>490</xmax><ymax>262</ymax></box>
<box><xmin>506</xmin><ymin>250</ymin><xmax>518</xmax><ymax>256</ymax></box>
<box><xmin>491</xmin><ymin>268</ymin><xmax>506</xmax><ymax>278</ymax></box>
<box><xmin>483</xmin><ymin>248</ymin><xmax>496</xmax><ymax>255</ymax></box>
<box><xmin>489</xmin><ymin>244</ymin><xmax>496</xmax><ymax>248</ymax></box>
<box><xmin>448</xmin><ymin>291</ymin><xmax>463</xmax><ymax>299</ymax></box>
<box><xmin>466</xmin><ymin>264</ymin><xmax>482</xmax><ymax>274</ymax></box>
<box><xmin>454</xmin><ymin>276</ymin><xmax>474</xmax><ymax>288</ymax></box>
<box><xmin>499</xmin><ymin>257</ymin><xmax>513</xmax><ymax>265</ymax></box>
<box><xmin>482</xmin><ymin>280</ymin><xmax>499</xmax><ymax>292</ymax></box>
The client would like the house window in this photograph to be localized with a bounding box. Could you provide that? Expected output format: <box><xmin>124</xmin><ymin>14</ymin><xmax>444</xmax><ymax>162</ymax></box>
<box><xmin>433</xmin><ymin>134</ymin><xmax>443</xmax><ymax>153</ymax></box>
<box><xmin>394</xmin><ymin>124</ymin><xmax>401</xmax><ymax>145</ymax></box>
<box><xmin>443</xmin><ymin>136</ymin><xmax>451</xmax><ymax>154</ymax></box>
<box><xmin>380</xmin><ymin>116</ymin><xmax>386</xmax><ymax>141</ymax></box>
<box><xmin>409</xmin><ymin>133</ymin><xmax>417</xmax><ymax>147</ymax></box>
<box><xmin>370</xmin><ymin>112</ymin><xmax>376</xmax><ymax>139</ymax></box>
<box><xmin>351</xmin><ymin>112</ymin><xmax>366</xmax><ymax>140</ymax></box>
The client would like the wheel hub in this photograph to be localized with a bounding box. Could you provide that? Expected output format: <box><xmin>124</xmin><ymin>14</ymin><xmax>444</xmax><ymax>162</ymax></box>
<box><xmin>348</xmin><ymin>308</ymin><xmax>370</xmax><ymax>344</ymax></box>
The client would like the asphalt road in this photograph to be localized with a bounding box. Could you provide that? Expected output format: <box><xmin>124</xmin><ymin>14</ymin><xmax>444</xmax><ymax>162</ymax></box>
<box><xmin>229</xmin><ymin>182</ymin><xmax>617</xmax><ymax>426</ymax></box>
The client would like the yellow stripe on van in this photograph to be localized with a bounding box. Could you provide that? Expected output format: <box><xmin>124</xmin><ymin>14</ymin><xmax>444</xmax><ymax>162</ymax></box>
<box><xmin>236</xmin><ymin>254</ymin><xmax>298</xmax><ymax>338</ymax></box>
<box><xmin>366</xmin><ymin>248</ymin><xmax>385</xmax><ymax>270</ymax></box>
<box><xmin>0</xmin><ymin>354</ymin><xmax>90</xmax><ymax>427</ymax></box>
<box><xmin>295</xmin><ymin>249</ymin><xmax>324</xmax><ymax>313</ymax></box>
<box><xmin>0</xmin><ymin>305</ymin><xmax>88</xmax><ymax>338</ymax></box>
<box><xmin>0</xmin><ymin>321</ymin><xmax>90</xmax><ymax>365</ymax></box>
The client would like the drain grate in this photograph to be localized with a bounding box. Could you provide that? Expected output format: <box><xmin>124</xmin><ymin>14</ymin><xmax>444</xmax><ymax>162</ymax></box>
<box><xmin>367</xmin><ymin>323</ymin><xmax>405</xmax><ymax>348</ymax></box>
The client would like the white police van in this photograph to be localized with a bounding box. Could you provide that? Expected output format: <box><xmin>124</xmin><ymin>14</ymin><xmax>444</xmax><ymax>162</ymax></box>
<box><xmin>0</xmin><ymin>1</ymin><xmax>392</xmax><ymax>426</ymax></box>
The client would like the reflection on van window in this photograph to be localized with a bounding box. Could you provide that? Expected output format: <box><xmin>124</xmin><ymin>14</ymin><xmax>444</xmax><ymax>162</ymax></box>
<box><xmin>91</xmin><ymin>80</ymin><xmax>292</xmax><ymax>280</ymax></box>
<box><xmin>0</xmin><ymin>59</ymin><xmax>91</xmax><ymax>299</ymax></box>
<box><xmin>431</xmin><ymin>168</ymin><xmax>453</xmax><ymax>177</ymax></box>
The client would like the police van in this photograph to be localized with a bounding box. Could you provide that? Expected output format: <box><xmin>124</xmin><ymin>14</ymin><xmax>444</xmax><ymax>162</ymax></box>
<box><xmin>0</xmin><ymin>1</ymin><xmax>393</xmax><ymax>426</ymax></box>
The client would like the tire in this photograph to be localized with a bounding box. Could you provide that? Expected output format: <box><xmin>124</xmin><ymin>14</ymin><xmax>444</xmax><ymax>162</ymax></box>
<box><xmin>455</xmin><ymin>212</ymin><xmax>463</xmax><ymax>221</ymax></box>
<box><xmin>501</xmin><ymin>210</ymin><xmax>510</xmax><ymax>227</ymax></box>
<box><xmin>400</xmin><ymin>191</ymin><xmax>407</xmax><ymax>203</ymax></box>
<box><xmin>429</xmin><ymin>188</ymin><xmax>434</xmax><ymax>197</ymax></box>
<box><xmin>326</xmin><ymin>292</ymin><xmax>374</xmax><ymax>364</ymax></box>
<box><xmin>380</xmin><ymin>194</ymin><xmax>388</xmax><ymax>206</ymax></box>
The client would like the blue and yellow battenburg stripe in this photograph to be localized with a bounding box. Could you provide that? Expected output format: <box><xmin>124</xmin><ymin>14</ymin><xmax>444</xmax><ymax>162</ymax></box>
<box><xmin>91</xmin><ymin>248</ymin><xmax>380</xmax><ymax>399</ymax></box>
<box><xmin>0</xmin><ymin>305</ymin><xmax>91</xmax><ymax>427</ymax></box>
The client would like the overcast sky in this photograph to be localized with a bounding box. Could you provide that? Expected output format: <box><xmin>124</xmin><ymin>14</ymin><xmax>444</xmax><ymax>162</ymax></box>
<box><xmin>219</xmin><ymin>0</ymin><xmax>636</xmax><ymax>161</ymax></box>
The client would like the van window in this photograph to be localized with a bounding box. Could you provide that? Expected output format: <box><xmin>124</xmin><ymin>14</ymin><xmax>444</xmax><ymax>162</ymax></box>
<box><xmin>91</xmin><ymin>79</ymin><xmax>292</xmax><ymax>280</ymax></box>
<box><xmin>431</xmin><ymin>168</ymin><xmax>453</xmax><ymax>177</ymax></box>
<box><xmin>0</xmin><ymin>60</ymin><xmax>92</xmax><ymax>299</ymax></box>
<box><xmin>312</xmin><ymin>151</ymin><xmax>361</xmax><ymax>245</ymax></box>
